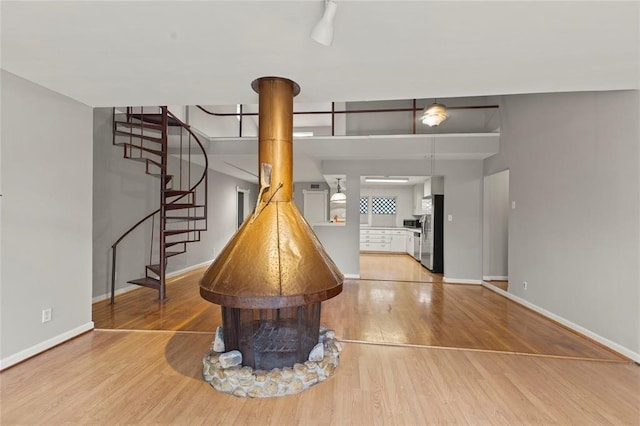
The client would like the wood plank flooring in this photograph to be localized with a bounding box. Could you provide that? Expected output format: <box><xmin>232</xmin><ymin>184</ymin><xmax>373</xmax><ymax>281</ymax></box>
<box><xmin>2</xmin><ymin>253</ymin><xmax>637</xmax><ymax>424</ymax></box>
<box><xmin>1</xmin><ymin>330</ymin><xmax>638</xmax><ymax>425</ymax></box>
<box><xmin>359</xmin><ymin>252</ymin><xmax>439</xmax><ymax>282</ymax></box>
<box><xmin>93</xmin><ymin>253</ymin><xmax>626</xmax><ymax>361</ymax></box>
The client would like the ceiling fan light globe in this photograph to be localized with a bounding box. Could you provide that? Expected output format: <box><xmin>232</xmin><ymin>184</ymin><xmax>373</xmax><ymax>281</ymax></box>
<box><xmin>421</xmin><ymin>103</ymin><xmax>448</xmax><ymax>127</ymax></box>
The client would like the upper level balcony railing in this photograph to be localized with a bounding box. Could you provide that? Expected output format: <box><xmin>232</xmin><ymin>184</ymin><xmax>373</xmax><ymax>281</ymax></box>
<box><xmin>189</xmin><ymin>97</ymin><xmax>499</xmax><ymax>140</ymax></box>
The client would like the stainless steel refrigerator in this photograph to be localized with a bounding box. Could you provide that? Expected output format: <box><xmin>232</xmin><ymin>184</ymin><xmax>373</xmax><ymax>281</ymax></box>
<box><xmin>420</xmin><ymin>195</ymin><xmax>444</xmax><ymax>273</ymax></box>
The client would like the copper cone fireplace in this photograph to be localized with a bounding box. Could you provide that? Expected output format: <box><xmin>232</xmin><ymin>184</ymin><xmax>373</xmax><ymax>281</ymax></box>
<box><xmin>200</xmin><ymin>77</ymin><xmax>343</xmax><ymax>371</ymax></box>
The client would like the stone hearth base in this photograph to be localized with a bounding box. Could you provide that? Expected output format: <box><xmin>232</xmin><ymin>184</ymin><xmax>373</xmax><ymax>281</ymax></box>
<box><xmin>202</xmin><ymin>326</ymin><xmax>342</xmax><ymax>398</ymax></box>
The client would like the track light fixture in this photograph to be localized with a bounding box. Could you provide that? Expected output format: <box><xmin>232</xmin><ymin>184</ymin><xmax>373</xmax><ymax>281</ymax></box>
<box><xmin>311</xmin><ymin>0</ymin><xmax>338</xmax><ymax>46</ymax></box>
<box><xmin>421</xmin><ymin>102</ymin><xmax>448</xmax><ymax>127</ymax></box>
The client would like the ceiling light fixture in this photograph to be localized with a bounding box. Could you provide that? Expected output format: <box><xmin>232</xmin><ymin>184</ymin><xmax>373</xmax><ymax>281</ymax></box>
<box><xmin>330</xmin><ymin>178</ymin><xmax>346</xmax><ymax>203</ymax></box>
<box><xmin>365</xmin><ymin>177</ymin><xmax>409</xmax><ymax>183</ymax></box>
<box><xmin>310</xmin><ymin>0</ymin><xmax>338</xmax><ymax>46</ymax></box>
<box><xmin>421</xmin><ymin>102</ymin><xmax>448</xmax><ymax>127</ymax></box>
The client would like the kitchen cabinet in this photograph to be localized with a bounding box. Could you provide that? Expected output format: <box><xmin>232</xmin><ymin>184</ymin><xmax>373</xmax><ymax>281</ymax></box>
<box><xmin>390</xmin><ymin>230</ymin><xmax>406</xmax><ymax>252</ymax></box>
<box><xmin>406</xmin><ymin>233</ymin><xmax>414</xmax><ymax>255</ymax></box>
<box><xmin>360</xmin><ymin>229</ymin><xmax>390</xmax><ymax>252</ymax></box>
<box><xmin>413</xmin><ymin>178</ymin><xmax>444</xmax><ymax>215</ymax></box>
<box><xmin>424</xmin><ymin>176</ymin><xmax>444</xmax><ymax>196</ymax></box>
<box><xmin>360</xmin><ymin>228</ymin><xmax>411</xmax><ymax>253</ymax></box>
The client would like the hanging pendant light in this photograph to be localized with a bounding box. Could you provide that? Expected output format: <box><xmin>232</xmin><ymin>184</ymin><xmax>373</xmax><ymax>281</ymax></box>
<box><xmin>421</xmin><ymin>102</ymin><xmax>448</xmax><ymax>127</ymax></box>
<box><xmin>330</xmin><ymin>178</ymin><xmax>346</xmax><ymax>203</ymax></box>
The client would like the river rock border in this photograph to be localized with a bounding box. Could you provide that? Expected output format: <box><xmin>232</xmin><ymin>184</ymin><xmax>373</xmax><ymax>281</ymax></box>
<box><xmin>202</xmin><ymin>325</ymin><xmax>342</xmax><ymax>398</ymax></box>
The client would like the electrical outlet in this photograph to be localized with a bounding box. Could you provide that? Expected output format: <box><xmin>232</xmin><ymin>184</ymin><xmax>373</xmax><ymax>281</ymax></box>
<box><xmin>523</xmin><ymin>281</ymin><xmax>528</xmax><ymax>290</ymax></box>
<box><xmin>42</xmin><ymin>308</ymin><xmax>52</xmax><ymax>323</ymax></box>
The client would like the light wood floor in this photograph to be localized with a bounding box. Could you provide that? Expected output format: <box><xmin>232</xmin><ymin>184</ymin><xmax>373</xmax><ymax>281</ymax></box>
<box><xmin>92</xmin><ymin>253</ymin><xmax>625</xmax><ymax>361</ymax></box>
<box><xmin>1</xmin><ymin>330</ymin><xmax>638</xmax><ymax>425</ymax></box>
<box><xmin>2</xmin><ymin>253</ymin><xmax>638</xmax><ymax>424</ymax></box>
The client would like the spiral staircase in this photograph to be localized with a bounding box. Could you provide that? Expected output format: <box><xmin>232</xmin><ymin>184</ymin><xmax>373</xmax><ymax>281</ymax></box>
<box><xmin>110</xmin><ymin>106</ymin><xmax>208</xmax><ymax>302</ymax></box>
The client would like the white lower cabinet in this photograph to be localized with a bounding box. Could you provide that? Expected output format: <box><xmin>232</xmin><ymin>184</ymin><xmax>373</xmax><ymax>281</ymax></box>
<box><xmin>360</xmin><ymin>228</ymin><xmax>408</xmax><ymax>253</ymax></box>
<box><xmin>360</xmin><ymin>241</ymin><xmax>390</xmax><ymax>251</ymax></box>
<box><xmin>406</xmin><ymin>234</ymin><xmax>414</xmax><ymax>255</ymax></box>
<box><xmin>390</xmin><ymin>230</ymin><xmax>406</xmax><ymax>252</ymax></box>
<box><xmin>360</xmin><ymin>229</ymin><xmax>389</xmax><ymax>252</ymax></box>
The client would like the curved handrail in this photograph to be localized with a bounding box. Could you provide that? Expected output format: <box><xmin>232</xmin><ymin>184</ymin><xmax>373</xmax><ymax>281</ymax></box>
<box><xmin>110</xmin><ymin>106</ymin><xmax>208</xmax><ymax>303</ymax></box>
<box><xmin>112</xmin><ymin>208</ymin><xmax>160</xmax><ymax>249</ymax></box>
<box><xmin>166</xmin><ymin>109</ymin><xmax>209</xmax><ymax>184</ymax></box>
<box><xmin>110</xmin><ymin>110</ymin><xmax>208</xmax><ymax>249</ymax></box>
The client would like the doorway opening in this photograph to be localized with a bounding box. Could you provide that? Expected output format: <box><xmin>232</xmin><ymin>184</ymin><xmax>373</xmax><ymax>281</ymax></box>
<box><xmin>236</xmin><ymin>187</ymin><xmax>251</xmax><ymax>229</ymax></box>
<box><xmin>482</xmin><ymin>170</ymin><xmax>509</xmax><ymax>290</ymax></box>
<box><xmin>358</xmin><ymin>175</ymin><xmax>441</xmax><ymax>282</ymax></box>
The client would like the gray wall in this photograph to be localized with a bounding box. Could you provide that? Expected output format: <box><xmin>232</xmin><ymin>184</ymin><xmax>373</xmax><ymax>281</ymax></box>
<box><xmin>312</xmin><ymin>173</ymin><xmax>361</xmax><ymax>276</ymax></box>
<box><xmin>496</xmin><ymin>90</ymin><xmax>639</xmax><ymax>356</ymax></box>
<box><xmin>169</xmin><ymin>163</ymin><xmax>259</xmax><ymax>272</ymax></box>
<box><xmin>92</xmin><ymin>108</ymin><xmax>258</xmax><ymax>300</ymax></box>
<box><xmin>441</xmin><ymin>161</ymin><xmax>484</xmax><ymax>282</ymax></box>
<box><xmin>1</xmin><ymin>71</ymin><xmax>94</xmax><ymax>368</ymax></box>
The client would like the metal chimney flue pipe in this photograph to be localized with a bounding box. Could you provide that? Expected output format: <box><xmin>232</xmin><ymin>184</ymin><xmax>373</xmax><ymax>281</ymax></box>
<box><xmin>199</xmin><ymin>76</ymin><xmax>343</xmax><ymax>310</ymax></box>
<box><xmin>252</xmin><ymin>77</ymin><xmax>300</xmax><ymax>203</ymax></box>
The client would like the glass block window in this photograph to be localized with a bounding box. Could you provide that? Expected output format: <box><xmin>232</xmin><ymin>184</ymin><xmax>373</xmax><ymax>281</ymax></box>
<box><xmin>372</xmin><ymin>197</ymin><xmax>396</xmax><ymax>215</ymax></box>
<box><xmin>359</xmin><ymin>197</ymin><xmax>368</xmax><ymax>214</ymax></box>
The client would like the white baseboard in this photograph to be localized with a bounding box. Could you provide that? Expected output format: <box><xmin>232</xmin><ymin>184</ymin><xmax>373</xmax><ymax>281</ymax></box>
<box><xmin>481</xmin><ymin>282</ymin><xmax>640</xmax><ymax>363</ymax></box>
<box><xmin>166</xmin><ymin>259</ymin><xmax>212</xmax><ymax>279</ymax></box>
<box><xmin>344</xmin><ymin>273</ymin><xmax>360</xmax><ymax>279</ymax></box>
<box><xmin>92</xmin><ymin>283</ymin><xmax>139</xmax><ymax>303</ymax></box>
<box><xmin>92</xmin><ymin>259</ymin><xmax>215</xmax><ymax>303</ymax></box>
<box><xmin>0</xmin><ymin>321</ymin><xmax>94</xmax><ymax>371</ymax></box>
<box><xmin>483</xmin><ymin>275</ymin><xmax>508</xmax><ymax>281</ymax></box>
<box><xmin>443</xmin><ymin>277</ymin><xmax>482</xmax><ymax>285</ymax></box>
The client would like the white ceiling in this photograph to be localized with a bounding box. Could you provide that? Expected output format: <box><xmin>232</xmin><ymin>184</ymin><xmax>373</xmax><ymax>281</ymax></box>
<box><xmin>3</xmin><ymin>1</ymin><xmax>638</xmax><ymax>184</ymax></box>
<box><xmin>2</xmin><ymin>1</ymin><xmax>637</xmax><ymax>107</ymax></box>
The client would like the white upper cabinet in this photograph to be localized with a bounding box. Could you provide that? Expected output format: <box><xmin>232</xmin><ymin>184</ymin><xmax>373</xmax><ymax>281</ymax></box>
<box><xmin>423</xmin><ymin>176</ymin><xmax>444</xmax><ymax>197</ymax></box>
